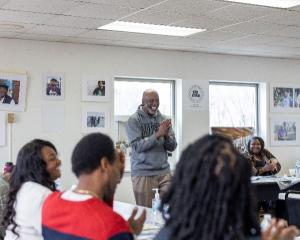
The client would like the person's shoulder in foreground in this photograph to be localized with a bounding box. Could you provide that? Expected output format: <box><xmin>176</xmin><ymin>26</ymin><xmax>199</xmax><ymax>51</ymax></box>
<box><xmin>0</xmin><ymin>176</ymin><xmax>8</xmax><ymax>238</ymax></box>
<box><xmin>42</xmin><ymin>132</ymin><xmax>145</xmax><ymax>240</ymax></box>
<box><xmin>3</xmin><ymin>139</ymin><xmax>61</xmax><ymax>240</ymax></box>
<box><xmin>0</xmin><ymin>176</ymin><xmax>8</xmax><ymax>196</ymax></box>
<box><xmin>42</xmin><ymin>191</ymin><xmax>133</xmax><ymax>240</ymax></box>
<box><xmin>154</xmin><ymin>134</ymin><xmax>299</xmax><ymax>240</ymax></box>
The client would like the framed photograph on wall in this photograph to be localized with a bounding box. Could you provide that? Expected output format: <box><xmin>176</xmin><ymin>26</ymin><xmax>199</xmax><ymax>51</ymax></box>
<box><xmin>270</xmin><ymin>116</ymin><xmax>300</xmax><ymax>146</ymax></box>
<box><xmin>82</xmin><ymin>75</ymin><xmax>109</xmax><ymax>102</ymax></box>
<box><xmin>0</xmin><ymin>112</ymin><xmax>6</xmax><ymax>146</ymax></box>
<box><xmin>0</xmin><ymin>72</ymin><xmax>27</xmax><ymax>112</ymax></box>
<box><xmin>294</xmin><ymin>88</ymin><xmax>300</xmax><ymax>108</ymax></box>
<box><xmin>270</xmin><ymin>83</ymin><xmax>300</xmax><ymax>112</ymax></box>
<box><xmin>43</xmin><ymin>73</ymin><xmax>65</xmax><ymax>100</ymax></box>
<box><xmin>82</xmin><ymin>106</ymin><xmax>110</xmax><ymax>133</ymax></box>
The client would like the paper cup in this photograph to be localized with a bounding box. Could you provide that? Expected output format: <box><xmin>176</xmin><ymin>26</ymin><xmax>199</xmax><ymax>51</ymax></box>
<box><xmin>289</xmin><ymin>168</ymin><xmax>296</xmax><ymax>176</ymax></box>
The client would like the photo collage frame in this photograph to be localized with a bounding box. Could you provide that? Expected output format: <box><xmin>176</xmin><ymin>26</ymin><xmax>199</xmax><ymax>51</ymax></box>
<box><xmin>270</xmin><ymin>83</ymin><xmax>300</xmax><ymax>146</ymax></box>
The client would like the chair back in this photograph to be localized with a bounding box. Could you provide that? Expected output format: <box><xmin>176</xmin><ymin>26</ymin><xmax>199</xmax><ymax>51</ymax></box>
<box><xmin>285</xmin><ymin>190</ymin><xmax>300</xmax><ymax>228</ymax></box>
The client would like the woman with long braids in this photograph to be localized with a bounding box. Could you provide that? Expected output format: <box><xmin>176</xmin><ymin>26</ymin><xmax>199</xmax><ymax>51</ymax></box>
<box><xmin>155</xmin><ymin>134</ymin><xmax>298</xmax><ymax>240</ymax></box>
<box><xmin>3</xmin><ymin>139</ymin><xmax>61</xmax><ymax>240</ymax></box>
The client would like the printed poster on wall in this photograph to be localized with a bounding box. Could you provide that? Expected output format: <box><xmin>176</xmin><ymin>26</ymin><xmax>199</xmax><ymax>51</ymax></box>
<box><xmin>0</xmin><ymin>72</ymin><xmax>27</xmax><ymax>112</ymax></box>
<box><xmin>184</xmin><ymin>81</ymin><xmax>209</xmax><ymax>111</ymax></box>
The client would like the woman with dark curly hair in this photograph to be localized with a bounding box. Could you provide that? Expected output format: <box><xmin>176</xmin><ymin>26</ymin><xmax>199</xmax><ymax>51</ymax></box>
<box><xmin>155</xmin><ymin>134</ymin><xmax>298</xmax><ymax>240</ymax></box>
<box><xmin>245</xmin><ymin>136</ymin><xmax>281</xmax><ymax>176</ymax></box>
<box><xmin>2</xmin><ymin>139</ymin><xmax>61</xmax><ymax>240</ymax></box>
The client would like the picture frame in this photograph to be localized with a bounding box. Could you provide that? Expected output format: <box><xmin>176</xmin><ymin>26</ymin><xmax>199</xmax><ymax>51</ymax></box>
<box><xmin>270</xmin><ymin>116</ymin><xmax>300</xmax><ymax>146</ymax></box>
<box><xmin>0</xmin><ymin>112</ymin><xmax>6</xmax><ymax>146</ymax></box>
<box><xmin>0</xmin><ymin>72</ymin><xmax>27</xmax><ymax>112</ymax></box>
<box><xmin>43</xmin><ymin>73</ymin><xmax>65</xmax><ymax>100</ymax></box>
<box><xmin>82</xmin><ymin>106</ymin><xmax>110</xmax><ymax>133</ymax></box>
<box><xmin>82</xmin><ymin>75</ymin><xmax>109</xmax><ymax>102</ymax></box>
<box><xmin>270</xmin><ymin>83</ymin><xmax>300</xmax><ymax>112</ymax></box>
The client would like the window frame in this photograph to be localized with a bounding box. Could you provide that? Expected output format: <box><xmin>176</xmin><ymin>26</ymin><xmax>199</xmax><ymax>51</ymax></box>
<box><xmin>114</xmin><ymin>77</ymin><xmax>176</xmax><ymax>120</ymax></box>
<box><xmin>209</xmin><ymin>81</ymin><xmax>259</xmax><ymax>135</ymax></box>
<box><xmin>114</xmin><ymin>76</ymin><xmax>177</xmax><ymax>171</ymax></box>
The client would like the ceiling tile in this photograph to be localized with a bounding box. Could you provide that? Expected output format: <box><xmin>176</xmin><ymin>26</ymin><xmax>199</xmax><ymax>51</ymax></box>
<box><xmin>0</xmin><ymin>0</ymin><xmax>9</xmax><ymax>7</ymax></box>
<box><xmin>60</xmin><ymin>36</ymin><xmax>120</xmax><ymax>45</ymax></box>
<box><xmin>2</xmin><ymin>0</ymin><xmax>80</xmax><ymax>14</ymax></box>
<box><xmin>13</xmin><ymin>32</ymin><xmax>69</xmax><ymax>42</ymax></box>
<box><xmin>122</xmin><ymin>9</ymin><xmax>186</xmax><ymax>25</ymax></box>
<box><xmin>268</xmin><ymin>26</ymin><xmax>300</xmax><ymax>38</ymax></box>
<box><xmin>159</xmin><ymin>37</ymin><xmax>219</xmax><ymax>47</ymax></box>
<box><xmin>67</xmin><ymin>0</ymin><xmax>165</xmax><ymax>10</ymax></box>
<box><xmin>220</xmin><ymin>34</ymin><xmax>279</xmax><ymax>46</ymax></box>
<box><xmin>149</xmin><ymin>0</ymin><xmax>232</xmax><ymax>17</ymax></box>
<box><xmin>212</xmin><ymin>36</ymin><xmax>300</xmax><ymax>58</ymax></box>
<box><xmin>79</xmin><ymin>29</ymin><xmax>168</xmax><ymax>42</ymax></box>
<box><xmin>26</xmin><ymin>25</ymin><xmax>88</xmax><ymax>37</ymax></box>
<box><xmin>220</xmin><ymin>21</ymin><xmax>286</xmax><ymax>35</ymax></box>
<box><xmin>0</xmin><ymin>31</ymin><xmax>18</xmax><ymax>38</ymax></box>
<box><xmin>79</xmin><ymin>29</ymin><xmax>220</xmax><ymax>48</ymax></box>
<box><xmin>190</xmin><ymin>29</ymin><xmax>250</xmax><ymax>42</ymax></box>
<box><xmin>0</xmin><ymin>22</ymin><xmax>37</xmax><ymax>33</ymax></box>
<box><xmin>0</xmin><ymin>9</ymin><xmax>52</xmax><ymax>24</ymax></box>
<box><xmin>0</xmin><ymin>0</ymin><xmax>299</xmax><ymax>59</ymax></box>
<box><xmin>208</xmin><ymin>3</ymin><xmax>282</xmax><ymax>22</ymax></box>
<box><xmin>260</xmin><ymin>11</ymin><xmax>300</xmax><ymax>27</ymax></box>
<box><xmin>44</xmin><ymin>15</ymin><xmax>111</xmax><ymax>29</ymax></box>
<box><xmin>173</xmin><ymin>16</ymin><xmax>236</xmax><ymax>31</ymax></box>
<box><xmin>66</xmin><ymin>2</ymin><xmax>137</xmax><ymax>20</ymax></box>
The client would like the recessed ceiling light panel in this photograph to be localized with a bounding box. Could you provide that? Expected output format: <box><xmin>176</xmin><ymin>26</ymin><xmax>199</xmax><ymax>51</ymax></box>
<box><xmin>98</xmin><ymin>21</ymin><xmax>206</xmax><ymax>37</ymax></box>
<box><xmin>224</xmin><ymin>0</ymin><xmax>300</xmax><ymax>8</ymax></box>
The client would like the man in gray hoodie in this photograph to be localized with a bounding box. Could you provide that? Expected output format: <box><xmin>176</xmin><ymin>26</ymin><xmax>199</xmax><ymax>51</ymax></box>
<box><xmin>126</xmin><ymin>89</ymin><xmax>177</xmax><ymax>207</ymax></box>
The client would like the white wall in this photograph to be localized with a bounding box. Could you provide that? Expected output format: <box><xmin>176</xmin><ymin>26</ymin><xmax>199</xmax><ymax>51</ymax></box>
<box><xmin>0</xmin><ymin>38</ymin><xmax>300</xmax><ymax>204</ymax></box>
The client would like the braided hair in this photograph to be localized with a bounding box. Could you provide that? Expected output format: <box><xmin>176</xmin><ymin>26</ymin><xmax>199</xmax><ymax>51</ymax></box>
<box><xmin>2</xmin><ymin>139</ymin><xmax>57</xmax><ymax>236</ymax></box>
<box><xmin>160</xmin><ymin>134</ymin><xmax>259</xmax><ymax>240</ymax></box>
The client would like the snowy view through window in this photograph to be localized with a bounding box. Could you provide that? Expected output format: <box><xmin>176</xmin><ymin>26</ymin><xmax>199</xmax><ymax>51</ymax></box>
<box><xmin>209</xmin><ymin>83</ymin><xmax>258</xmax><ymax>130</ymax></box>
<box><xmin>114</xmin><ymin>80</ymin><xmax>174</xmax><ymax>118</ymax></box>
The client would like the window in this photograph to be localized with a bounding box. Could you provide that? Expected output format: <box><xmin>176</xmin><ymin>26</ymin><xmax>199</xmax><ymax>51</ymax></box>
<box><xmin>114</xmin><ymin>79</ymin><xmax>174</xmax><ymax>117</ymax></box>
<box><xmin>209</xmin><ymin>82</ymin><xmax>259</xmax><ymax>151</ymax></box>
<box><xmin>114</xmin><ymin>77</ymin><xmax>176</xmax><ymax>170</ymax></box>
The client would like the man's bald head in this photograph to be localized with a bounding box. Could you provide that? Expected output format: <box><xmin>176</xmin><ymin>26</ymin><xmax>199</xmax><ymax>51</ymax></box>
<box><xmin>142</xmin><ymin>89</ymin><xmax>159</xmax><ymax>116</ymax></box>
<box><xmin>142</xmin><ymin>89</ymin><xmax>158</xmax><ymax>101</ymax></box>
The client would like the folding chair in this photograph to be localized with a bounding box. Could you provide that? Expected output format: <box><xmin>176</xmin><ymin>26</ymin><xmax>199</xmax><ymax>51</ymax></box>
<box><xmin>285</xmin><ymin>190</ymin><xmax>300</xmax><ymax>228</ymax></box>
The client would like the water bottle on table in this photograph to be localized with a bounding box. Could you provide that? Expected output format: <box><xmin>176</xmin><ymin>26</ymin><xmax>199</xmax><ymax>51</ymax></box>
<box><xmin>152</xmin><ymin>188</ymin><xmax>160</xmax><ymax>214</ymax></box>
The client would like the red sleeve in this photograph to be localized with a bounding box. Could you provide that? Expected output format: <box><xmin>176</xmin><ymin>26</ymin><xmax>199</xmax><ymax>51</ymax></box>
<box><xmin>107</xmin><ymin>214</ymin><xmax>133</xmax><ymax>240</ymax></box>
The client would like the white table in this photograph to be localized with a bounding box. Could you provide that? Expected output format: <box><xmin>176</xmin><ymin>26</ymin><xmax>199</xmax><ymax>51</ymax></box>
<box><xmin>251</xmin><ymin>176</ymin><xmax>300</xmax><ymax>201</ymax></box>
<box><xmin>114</xmin><ymin>201</ymin><xmax>164</xmax><ymax>240</ymax></box>
<box><xmin>251</xmin><ymin>176</ymin><xmax>300</xmax><ymax>188</ymax></box>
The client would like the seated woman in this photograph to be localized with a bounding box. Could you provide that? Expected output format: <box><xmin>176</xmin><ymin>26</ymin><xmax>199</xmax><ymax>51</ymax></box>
<box><xmin>2</xmin><ymin>139</ymin><xmax>61</xmax><ymax>240</ymax></box>
<box><xmin>155</xmin><ymin>134</ymin><xmax>298</xmax><ymax>240</ymax></box>
<box><xmin>245</xmin><ymin>136</ymin><xmax>281</xmax><ymax>176</ymax></box>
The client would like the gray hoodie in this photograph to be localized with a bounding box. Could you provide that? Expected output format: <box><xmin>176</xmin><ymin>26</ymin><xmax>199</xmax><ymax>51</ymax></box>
<box><xmin>126</xmin><ymin>106</ymin><xmax>177</xmax><ymax>176</ymax></box>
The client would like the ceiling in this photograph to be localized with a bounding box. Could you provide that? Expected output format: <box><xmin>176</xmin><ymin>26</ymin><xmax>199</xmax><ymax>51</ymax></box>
<box><xmin>0</xmin><ymin>0</ymin><xmax>300</xmax><ymax>59</ymax></box>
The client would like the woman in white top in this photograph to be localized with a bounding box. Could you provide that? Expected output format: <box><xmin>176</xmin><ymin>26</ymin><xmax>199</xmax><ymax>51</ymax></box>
<box><xmin>2</xmin><ymin>139</ymin><xmax>61</xmax><ymax>240</ymax></box>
